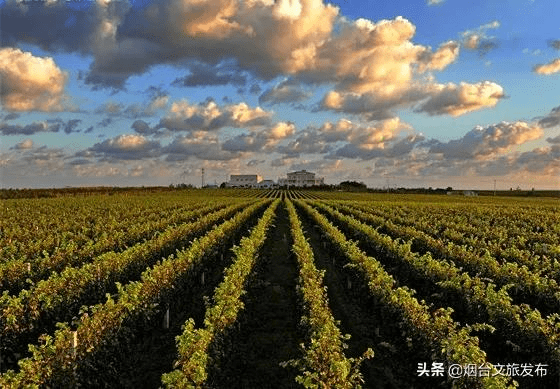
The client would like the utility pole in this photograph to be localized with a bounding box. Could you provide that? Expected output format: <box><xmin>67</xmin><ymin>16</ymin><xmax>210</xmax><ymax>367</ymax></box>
<box><xmin>201</xmin><ymin>168</ymin><xmax>205</xmax><ymax>188</ymax></box>
<box><xmin>494</xmin><ymin>179</ymin><xmax>497</xmax><ymax>196</ymax></box>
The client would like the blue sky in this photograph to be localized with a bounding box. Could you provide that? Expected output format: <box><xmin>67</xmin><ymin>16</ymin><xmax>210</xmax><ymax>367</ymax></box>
<box><xmin>1</xmin><ymin>0</ymin><xmax>559</xmax><ymax>189</ymax></box>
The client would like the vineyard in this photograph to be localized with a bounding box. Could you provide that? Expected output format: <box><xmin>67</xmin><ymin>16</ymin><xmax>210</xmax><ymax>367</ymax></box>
<box><xmin>1</xmin><ymin>189</ymin><xmax>559</xmax><ymax>388</ymax></box>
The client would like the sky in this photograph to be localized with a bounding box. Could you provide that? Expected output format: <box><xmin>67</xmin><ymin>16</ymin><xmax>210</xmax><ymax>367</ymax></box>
<box><xmin>0</xmin><ymin>0</ymin><xmax>559</xmax><ymax>190</ymax></box>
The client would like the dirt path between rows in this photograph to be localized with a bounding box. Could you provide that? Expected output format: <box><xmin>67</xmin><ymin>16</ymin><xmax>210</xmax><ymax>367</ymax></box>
<box><xmin>295</xmin><ymin>201</ymin><xmax>432</xmax><ymax>389</ymax></box>
<box><xmin>207</xmin><ymin>202</ymin><xmax>302</xmax><ymax>388</ymax></box>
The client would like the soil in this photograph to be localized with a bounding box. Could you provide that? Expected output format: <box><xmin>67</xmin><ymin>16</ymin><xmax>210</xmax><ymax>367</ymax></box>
<box><xmin>207</xmin><ymin>202</ymin><xmax>303</xmax><ymax>388</ymax></box>
<box><xmin>74</xmin><ymin>205</ymin><xmax>267</xmax><ymax>388</ymax></box>
<box><xmin>294</xmin><ymin>201</ymin><xmax>447</xmax><ymax>389</ymax></box>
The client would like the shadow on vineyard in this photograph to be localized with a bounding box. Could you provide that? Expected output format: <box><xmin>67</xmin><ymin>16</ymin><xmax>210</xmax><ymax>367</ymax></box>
<box><xmin>206</xmin><ymin>202</ymin><xmax>303</xmax><ymax>388</ymax></box>
<box><xmin>0</xmin><ymin>205</ymin><xmax>238</xmax><ymax>374</ymax></box>
<box><xmin>294</xmin><ymin>203</ymin><xmax>444</xmax><ymax>389</ymax></box>
<box><xmin>312</xmin><ymin>203</ymin><xmax>559</xmax><ymax>389</ymax></box>
<box><xmin>71</xmin><ymin>205</ymin><xmax>267</xmax><ymax>388</ymax></box>
<box><xmin>3</xmin><ymin>191</ymin><xmax>560</xmax><ymax>388</ymax></box>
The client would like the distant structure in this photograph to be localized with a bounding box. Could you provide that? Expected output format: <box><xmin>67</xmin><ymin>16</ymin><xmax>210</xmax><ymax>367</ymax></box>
<box><xmin>257</xmin><ymin>179</ymin><xmax>275</xmax><ymax>189</ymax></box>
<box><xmin>228</xmin><ymin>174</ymin><xmax>263</xmax><ymax>188</ymax></box>
<box><xmin>227</xmin><ymin>169</ymin><xmax>323</xmax><ymax>188</ymax></box>
<box><xmin>278</xmin><ymin>170</ymin><xmax>324</xmax><ymax>187</ymax></box>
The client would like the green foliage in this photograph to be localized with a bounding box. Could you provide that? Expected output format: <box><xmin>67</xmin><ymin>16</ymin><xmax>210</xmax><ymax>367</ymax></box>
<box><xmin>283</xmin><ymin>199</ymin><xmax>372</xmax><ymax>388</ymax></box>
<box><xmin>162</xmin><ymin>200</ymin><xmax>280</xmax><ymax>388</ymax></box>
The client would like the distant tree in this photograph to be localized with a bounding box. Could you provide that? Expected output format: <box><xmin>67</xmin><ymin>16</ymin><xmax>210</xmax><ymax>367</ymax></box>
<box><xmin>339</xmin><ymin>181</ymin><xmax>367</xmax><ymax>191</ymax></box>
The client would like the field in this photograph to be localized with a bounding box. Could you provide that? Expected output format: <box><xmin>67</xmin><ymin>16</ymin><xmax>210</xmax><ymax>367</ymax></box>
<box><xmin>1</xmin><ymin>189</ymin><xmax>559</xmax><ymax>388</ymax></box>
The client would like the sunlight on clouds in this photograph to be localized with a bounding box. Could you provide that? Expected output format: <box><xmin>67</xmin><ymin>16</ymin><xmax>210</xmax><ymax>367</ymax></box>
<box><xmin>273</xmin><ymin>0</ymin><xmax>303</xmax><ymax>20</ymax></box>
<box><xmin>534</xmin><ymin>58</ymin><xmax>560</xmax><ymax>75</ymax></box>
<box><xmin>0</xmin><ymin>48</ymin><xmax>69</xmax><ymax>112</ymax></box>
<box><xmin>268</xmin><ymin>121</ymin><xmax>296</xmax><ymax>139</ymax></box>
<box><xmin>418</xmin><ymin>81</ymin><xmax>505</xmax><ymax>117</ymax></box>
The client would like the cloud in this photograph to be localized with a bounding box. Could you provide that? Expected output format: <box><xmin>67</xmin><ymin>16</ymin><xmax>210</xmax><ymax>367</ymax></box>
<box><xmin>271</xmin><ymin>156</ymin><xmax>294</xmax><ymax>167</ymax></box>
<box><xmin>428</xmin><ymin>121</ymin><xmax>543</xmax><ymax>160</ymax></box>
<box><xmin>464</xmin><ymin>36</ymin><xmax>485</xmax><ymax>50</ymax></box>
<box><xmin>276</xmin><ymin>119</ymin><xmax>358</xmax><ymax>157</ymax></box>
<box><xmin>172</xmin><ymin>62</ymin><xmax>246</xmax><ymax>87</ymax></box>
<box><xmin>222</xmin><ymin>133</ymin><xmax>268</xmax><ymax>153</ymax></box>
<box><xmin>276</xmin><ymin>117</ymin><xmax>410</xmax><ymax>159</ymax></box>
<box><xmin>1</xmin><ymin>1</ymin><xmax>98</xmax><ymax>53</ymax></box>
<box><xmin>523</xmin><ymin>48</ymin><xmax>542</xmax><ymax>56</ymax></box>
<box><xmin>3</xmin><ymin>113</ymin><xmax>20</xmax><ymax>121</ymax></box>
<box><xmin>511</xmin><ymin>145</ymin><xmax>560</xmax><ymax>174</ymax></box>
<box><xmin>417</xmin><ymin>41</ymin><xmax>460</xmax><ymax>72</ymax></box>
<box><xmin>3</xmin><ymin>0</ymin><xmax>468</xmax><ymax>98</ymax></box>
<box><xmin>146</xmin><ymin>95</ymin><xmax>169</xmax><ymax>113</ymax></box>
<box><xmin>460</xmin><ymin>21</ymin><xmax>500</xmax><ymax>56</ymax></box>
<box><xmin>322</xmin><ymin>81</ymin><xmax>504</xmax><ymax>119</ymax></box>
<box><xmin>97</xmin><ymin>117</ymin><xmax>114</xmax><ymax>128</ymax></box>
<box><xmin>94</xmin><ymin>94</ymin><xmax>169</xmax><ymax>118</ymax></box>
<box><xmin>276</xmin><ymin>130</ymin><xmax>331</xmax><ymax>157</ymax></box>
<box><xmin>289</xmin><ymin>158</ymin><xmax>342</xmax><ymax>174</ymax></box>
<box><xmin>357</xmin><ymin>130</ymin><xmax>559</xmax><ymax>183</ymax></box>
<box><xmin>164</xmin><ymin>132</ymin><xmax>240</xmax><ymax>161</ymax></box>
<box><xmin>345</xmin><ymin>117</ymin><xmax>410</xmax><ymax>149</ymax></box>
<box><xmin>268</xmin><ymin>121</ymin><xmax>296</xmax><ymax>139</ymax></box>
<box><xmin>13</xmin><ymin>145</ymin><xmax>68</xmax><ymax>175</ymax></box>
<box><xmin>0</xmin><ymin>48</ymin><xmax>70</xmax><ymax>112</ymax></box>
<box><xmin>548</xmin><ymin>40</ymin><xmax>560</xmax><ymax>50</ymax></box>
<box><xmin>427</xmin><ymin>0</ymin><xmax>445</xmax><ymax>5</ymax></box>
<box><xmin>88</xmin><ymin>134</ymin><xmax>162</xmax><ymax>160</ymax></box>
<box><xmin>247</xmin><ymin>159</ymin><xmax>265</xmax><ymax>167</ymax></box>
<box><xmin>95</xmin><ymin>101</ymin><xmax>124</xmax><ymax>115</ymax></box>
<box><xmin>68</xmin><ymin>158</ymin><xmax>92</xmax><ymax>166</ymax></box>
<box><xmin>258</xmin><ymin>79</ymin><xmax>312</xmax><ymax>105</ymax></box>
<box><xmin>70</xmin><ymin>0</ymin><xmax>339</xmax><ymax>88</ymax></box>
<box><xmin>0</xmin><ymin>121</ymin><xmax>60</xmax><ymax>135</ymax></box>
<box><xmin>63</xmin><ymin>119</ymin><xmax>82</xmax><ymax>134</ymax></box>
<box><xmin>547</xmin><ymin>134</ymin><xmax>560</xmax><ymax>144</ymax></box>
<box><xmin>538</xmin><ymin>105</ymin><xmax>560</xmax><ymax>128</ymax></box>
<box><xmin>415</xmin><ymin>81</ymin><xmax>504</xmax><ymax>117</ymax></box>
<box><xmin>72</xmin><ymin>163</ymin><xmax>127</xmax><ymax>178</ymax></box>
<box><xmin>131</xmin><ymin>119</ymin><xmax>157</xmax><ymax>135</ymax></box>
<box><xmin>313</xmin><ymin>16</ymin><xmax>460</xmax><ymax>96</ymax></box>
<box><xmin>533</xmin><ymin>58</ymin><xmax>560</xmax><ymax>75</ymax></box>
<box><xmin>156</xmin><ymin>99</ymin><xmax>273</xmax><ymax>132</ymax></box>
<box><xmin>222</xmin><ymin>121</ymin><xmax>296</xmax><ymax>152</ymax></box>
<box><xmin>12</xmin><ymin>139</ymin><xmax>34</xmax><ymax>150</ymax></box>
<box><xmin>334</xmin><ymin>133</ymin><xmax>424</xmax><ymax>160</ymax></box>
<box><xmin>249</xmin><ymin>84</ymin><xmax>262</xmax><ymax>95</ymax></box>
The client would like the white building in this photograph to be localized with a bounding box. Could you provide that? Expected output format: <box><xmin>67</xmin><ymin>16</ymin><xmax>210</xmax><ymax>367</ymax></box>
<box><xmin>278</xmin><ymin>170</ymin><xmax>324</xmax><ymax>187</ymax></box>
<box><xmin>228</xmin><ymin>174</ymin><xmax>263</xmax><ymax>188</ymax></box>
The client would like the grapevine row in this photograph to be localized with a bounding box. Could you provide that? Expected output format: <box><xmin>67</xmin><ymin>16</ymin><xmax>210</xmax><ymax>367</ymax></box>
<box><xmin>296</xmin><ymin>200</ymin><xmax>516</xmax><ymax>389</ymax></box>
<box><xmin>283</xmin><ymin>199</ymin><xmax>372</xmax><ymax>388</ymax></box>
<box><xmin>331</xmin><ymin>200</ymin><xmax>560</xmax><ymax>314</ymax></box>
<box><xmin>1</xmin><ymin>194</ymin><xmax>204</xmax><ymax>262</ymax></box>
<box><xmin>161</xmin><ymin>199</ymin><xmax>280</xmax><ymax>387</ymax></box>
<box><xmin>0</xmin><ymin>200</ymin><xmax>236</xmax><ymax>294</ymax></box>
<box><xmin>0</xmin><ymin>200</ymin><xmax>255</xmax><ymax>363</ymax></box>
<box><xmin>310</xmin><ymin>200</ymin><xmax>560</xmax><ymax>373</ymax></box>
<box><xmin>348</xmin><ymin>201</ymin><xmax>560</xmax><ymax>274</ymax></box>
<box><xmin>0</xmin><ymin>200</ymin><xmax>269</xmax><ymax>388</ymax></box>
